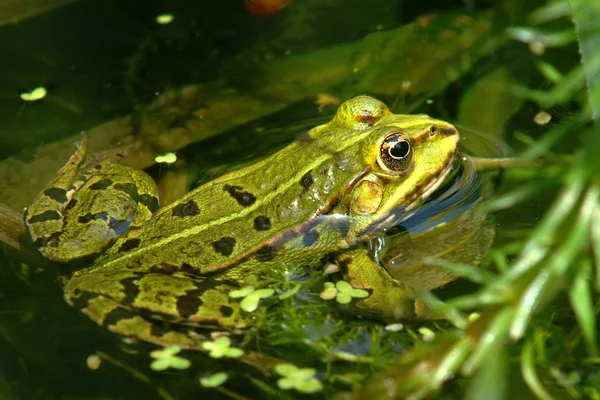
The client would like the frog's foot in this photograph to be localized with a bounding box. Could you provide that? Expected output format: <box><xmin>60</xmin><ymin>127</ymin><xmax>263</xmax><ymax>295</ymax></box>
<box><xmin>337</xmin><ymin>249</ymin><xmax>417</xmax><ymax>320</ymax></box>
<box><xmin>25</xmin><ymin>138</ymin><xmax>160</xmax><ymax>263</ymax></box>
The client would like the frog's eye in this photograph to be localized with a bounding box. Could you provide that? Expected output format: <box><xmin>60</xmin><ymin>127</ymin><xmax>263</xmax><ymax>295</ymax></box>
<box><xmin>429</xmin><ymin>125</ymin><xmax>438</xmax><ymax>136</ymax></box>
<box><xmin>377</xmin><ymin>132</ymin><xmax>414</xmax><ymax>174</ymax></box>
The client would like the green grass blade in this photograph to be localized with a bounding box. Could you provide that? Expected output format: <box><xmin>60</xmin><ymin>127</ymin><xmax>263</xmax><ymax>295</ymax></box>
<box><xmin>462</xmin><ymin>307</ymin><xmax>514</xmax><ymax>375</ymax></box>
<box><xmin>423</xmin><ymin>258</ymin><xmax>497</xmax><ymax>284</ymax></box>
<box><xmin>569</xmin><ymin>260</ymin><xmax>598</xmax><ymax>356</ymax></box>
<box><xmin>521</xmin><ymin>337</ymin><xmax>554</xmax><ymax>400</ymax></box>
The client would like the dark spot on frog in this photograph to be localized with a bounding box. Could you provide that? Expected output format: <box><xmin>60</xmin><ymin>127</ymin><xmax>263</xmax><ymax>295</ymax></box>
<box><xmin>33</xmin><ymin>231</ymin><xmax>61</xmax><ymax>248</ymax></box>
<box><xmin>78</xmin><ymin>212</ymin><xmax>108</xmax><ymax>224</ymax></box>
<box><xmin>119</xmin><ymin>238</ymin><xmax>141</xmax><ymax>252</ymax></box>
<box><xmin>64</xmin><ymin>199</ymin><xmax>77</xmax><ymax>212</ymax></box>
<box><xmin>102</xmin><ymin>307</ymin><xmax>139</xmax><ymax>328</ymax></box>
<box><xmin>94</xmin><ymin>164</ymin><xmax>103</xmax><ymax>170</ymax></box>
<box><xmin>69</xmin><ymin>290</ymin><xmax>99</xmax><ymax>310</ymax></box>
<box><xmin>172</xmin><ymin>200</ymin><xmax>201</xmax><ymax>217</ymax></box>
<box><xmin>255</xmin><ymin>245</ymin><xmax>277</xmax><ymax>262</ymax></box>
<box><xmin>43</xmin><ymin>187</ymin><xmax>68</xmax><ymax>203</ymax></box>
<box><xmin>333</xmin><ymin>217</ymin><xmax>351</xmax><ymax>237</ymax></box>
<box><xmin>179</xmin><ymin>262</ymin><xmax>202</xmax><ymax>276</ymax></box>
<box><xmin>176</xmin><ymin>289</ymin><xmax>204</xmax><ymax>318</ymax></box>
<box><xmin>318</xmin><ymin>255</ymin><xmax>332</xmax><ymax>267</ymax></box>
<box><xmin>442</xmin><ymin>125</ymin><xmax>457</xmax><ymax>137</ymax></box>
<box><xmin>150</xmin><ymin>312</ymin><xmax>179</xmax><ymax>322</ymax></box>
<box><xmin>253</xmin><ymin>215</ymin><xmax>271</xmax><ymax>231</ymax></box>
<box><xmin>149</xmin><ymin>320</ymin><xmax>172</xmax><ymax>337</ymax></box>
<box><xmin>303</xmin><ymin>228</ymin><xmax>320</xmax><ymax>247</ymax></box>
<box><xmin>220</xmin><ymin>305</ymin><xmax>234</xmax><ymax>317</ymax></box>
<box><xmin>223</xmin><ymin>184</ymin><xmax>256</xmax><ymax>207</ymax></box>
<box><xmin>120</xmin><ymin>276</ymin><xmax>142</xmax><ymax>304</ymax></box>
<box><xmin>89</xmin><ymin>179</ymin><xmax>113</xmax><ymax>191</ymax></box>
<box><xmin>139</xmin><ymin>194</ymin><xmax>160</xmax><ymax>213</ymax></box>
<box><xmin>149</xmin><ymin>262</ymin><xmax>179</xmax><ymax>274</ymax></box>
<box><xmin>211</xmin><ymin>237</ymin><xmax>236</xmax><ymax>257</ymax></box>
<box><xmin>113</xmin><ymin>182</ymin><xmax>137</xmax><ymax>200</ymax></box>
<box><xmin>300</xmin><ymin>170</ymin><xmax>314</xmax><ymax>189</ymax></box>
<box><xmin>27</xmin><ymin>210</ymin><xmax>61</xmax><ymax>224</ymax></box>
<box><xmin>337</xmin><ymin>258</ymin><xmax>351</xmax><ymax>274</ymax></box>
<box><xmin>355</xmin><ymin>110</ymin><xmax>380</xmax><ymax>126</ymax></box>
<box><xmin>192</xmin><ymin>278</ymin><xmax>221</xmax><ymax>293</ymax></box>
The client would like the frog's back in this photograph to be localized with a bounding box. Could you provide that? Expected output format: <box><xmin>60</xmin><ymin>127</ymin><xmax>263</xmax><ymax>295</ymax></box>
<box><xmin>96</xmin><ymin>137</ymin><xmax>367</xmax><ymax>276</ymax></box>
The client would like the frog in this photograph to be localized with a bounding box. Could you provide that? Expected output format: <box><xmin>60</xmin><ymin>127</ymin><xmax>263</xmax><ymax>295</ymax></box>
<box><xmin>24</xmin><ymin>95</ymin><xmax>463</xmax><ymax>356</ymax></box>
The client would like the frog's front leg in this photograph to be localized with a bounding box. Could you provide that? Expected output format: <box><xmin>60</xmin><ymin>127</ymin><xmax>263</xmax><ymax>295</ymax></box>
<box><xmin>25</xmin><ymin>138</ymin><xmax>159</xmax><ymax>263</ymax></box>
<box><xmin>337</xmin><ymin>249</ymin><xmax>418</xmax><ymax>320</ymax></box>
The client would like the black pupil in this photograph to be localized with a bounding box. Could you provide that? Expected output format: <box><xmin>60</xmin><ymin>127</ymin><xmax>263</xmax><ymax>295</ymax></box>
<box><xmin>390</xmin><ymin>141</ymin><xmax>409</xmax><ymax>158</ymax></box>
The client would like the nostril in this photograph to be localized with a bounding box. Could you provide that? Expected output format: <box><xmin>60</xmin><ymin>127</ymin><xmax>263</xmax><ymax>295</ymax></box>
<box><xmin>443</xmin><ymin>126</ymin><xmax>458</xmax><ymax>137</ymax></box>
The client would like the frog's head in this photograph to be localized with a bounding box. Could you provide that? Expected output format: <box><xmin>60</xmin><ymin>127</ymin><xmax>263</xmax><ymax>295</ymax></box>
<box><xmin>332</xmin><ymin>96</ymin><xmax>459</xmax><ymax>221</ymax></box>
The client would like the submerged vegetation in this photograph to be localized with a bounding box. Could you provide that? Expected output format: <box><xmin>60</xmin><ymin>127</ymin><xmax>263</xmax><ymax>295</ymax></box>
<box><xmin>0</xmin><ymin>0</ymin><xmax>599</xmax><ymax>399</ymax></box>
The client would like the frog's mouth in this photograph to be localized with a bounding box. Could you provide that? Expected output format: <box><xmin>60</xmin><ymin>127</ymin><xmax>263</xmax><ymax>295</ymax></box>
<box><xmin>407</xmin><ymin>154</ymin><xmax>460</xmax><ymax>211</ymax></box>
<box><xmin>361</xmin><ymin>153</ymin><xmax>460</xmax><ymax>236</ymax></box>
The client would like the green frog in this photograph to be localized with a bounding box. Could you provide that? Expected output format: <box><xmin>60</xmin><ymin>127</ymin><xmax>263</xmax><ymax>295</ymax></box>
<box><xmin>24</xmin><ymin>95</ymin><xmax>464</xmax><ymax>354</ymax></box>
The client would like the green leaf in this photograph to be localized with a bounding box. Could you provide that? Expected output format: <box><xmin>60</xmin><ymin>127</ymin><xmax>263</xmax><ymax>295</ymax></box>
<box><xmin>319</xmin><ymin>286</ymin><xmax>337</xmax><ymax>300</ymax></box>
<box><xmin>511</xmin><ymin>184</ymin><xmax>595</xmax><ymax>339</ymax></box>
<box><xmin>150</xmin><ymin>358</ymin><xmax>171</xmax><ymax>371</ymax></box>
<box><xmin>203</xmin><ymin>337</ymin><xmax>241</xmax><ymax>358</ymax></box>
<box><xmin>336</xmin><ymin>292</ymin><xmax>352</xmax><ymax>304</ymax></box>
<box><xmin>465</xmin><ymin>344</ymin><xmax>507</xmax><ymax>400</ymax></box>
<box><xmin>277</xmin><ymin>377</ymin><xmax>295</xmax><ymax>390</ymax></box>
<box><xmin>254</xmin><ymin>288</ymin><xmax>275</xmax><ymax>299</ymax></box>
<box><xmin>170</xmin><ymin>357</ymin><xmax>191</xmax><ymax>370</ymax></box>
<box><xmin>229</xmin><ymin>286</ymin><xmax>255</xmax><ymax>298</ymax></box>
<box><xmin>335</xmin><ymin>280</ymin><xmax>352</xmax><ymax>292</ymax></box>
<box><xmin>462</xmin><ymin>308</ymin><xmax>514</xmax><ymax>375</ymax></box>
<box><xmin>275</xmin><ymin>363</ymin><xmax>298</xmax><ymax>376</ymax></box>
<box><xmin>240</xmin><ymin>293</ymin><xmax>261</xmax><ymax>312</ymax></box>
<box><xmin>423</xmin><ymin>258</ymin><xmax>497</xmax><ymax>284</ymax></box>
<box><xmin>224</xmin><ymin>348</ymin><xmax>244</xmax><ymax>358</ymax></box>
<box><xmin>200</xmin><ymin>372</ymin><xmax>228</xmax><ymax>388</ymax></box>
<box><xmin>150</xmin><ymin>345</ymin><xmax>181</xmax><ymax>359</ymax></box>
<box><xmin>521</xmin><ymin>337</ymin><xmax>553</xmax><ymax>400</ymax></box>
<box><xmin>348</xmin><ymin>288</ymin><xmax>369</xmax><ymax>298</ymax></box>
<box><xmin>569</xmin><ymin>260</ymin><xmax>598</xmax><ymax>356</ymax></box>
<box><xmin>279</xmin><ymin>284</ymin><xmax>301</xmax><ymax>299</ymax></box>
<box><xmin>296</xmin><ymin>379</ymin><xmax>323</xmax><ymax>393</ymax></box>
<box><xmin>294</xmin><ymin>368</ymin><xmax>317</xmax><ymax>380</ymax></box>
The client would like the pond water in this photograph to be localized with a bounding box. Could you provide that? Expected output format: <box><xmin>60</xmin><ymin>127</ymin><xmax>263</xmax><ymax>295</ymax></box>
<box><xmin>0</xmin><ymin>0</ymin><xmax>582</xmax><ymax>399</ymax></box>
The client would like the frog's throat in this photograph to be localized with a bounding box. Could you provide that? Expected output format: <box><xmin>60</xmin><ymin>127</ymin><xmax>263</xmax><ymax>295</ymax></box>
<box><xmin>407</xmin><ymin>154</ymin><xmax>459</xmax><ymax>211</ymax></box>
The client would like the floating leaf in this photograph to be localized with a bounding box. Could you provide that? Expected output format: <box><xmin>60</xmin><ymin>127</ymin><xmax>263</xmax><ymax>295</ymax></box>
<box><xmin>229</xmin><ymin>286</ymin><xmax>255</xmax><ymax>298</ymax></box>
<box><xmin>149</xmin><ymin>345</ymin><xmax>191</xmax><ymax>371</ymax></box>
<box><xmin>202</xmin><ymin>337</ymin><xmax>244</xmax><ymax>359</ymax></box>
<box><xmin>275</xmin><ymin>363</ymin><xmax>323</xmax><ymax>394</ymax></box>
<box><xmin>200</xmin><ymin>372</ymin><xmax>228</xmax><ymax>388</ymax></box>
